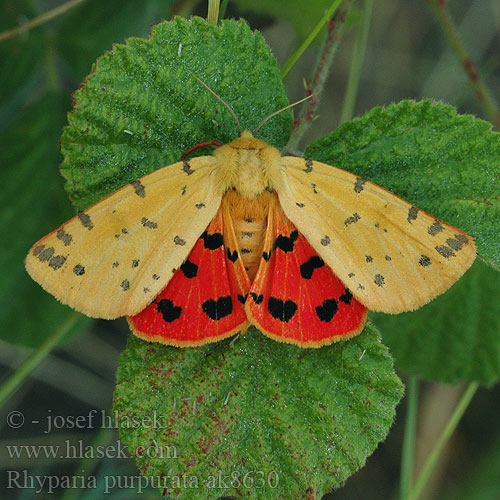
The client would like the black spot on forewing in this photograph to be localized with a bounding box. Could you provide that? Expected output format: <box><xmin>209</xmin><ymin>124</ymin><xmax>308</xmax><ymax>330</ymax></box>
<box><xmin>202</xmin><ymin>296</ymin><xmax>233</xmax><ymax>320</ymax></box>
<box><xmin>321</xmin><ymin>236</ymin><xmax>330</xmax><ymax>246</ymax></box>
<box><xmin>57</xmin><ymin>228</ymin><xmax>72</xmax><ymax>246</ymax></box>
<box><xmin>407</xmin><ymin>206</ymin><xmax>418</xmax><ymax>224</ymax></box>
<box><xmin>419</xmin><ymin>255</ymin><xmax>431</xmax><ymax>267</ymax></box>
<box><xmin>121</xmin><ymin>279</ymin><xmax>130</xmax><ymax>291</ymax></box>
<box><xmin>304</xmin><ymin>159</ymin><xmax>313</xmax><ymax>173</ymax></box>
<box><xmin>226</xmin><ymin>249</ymin><xmax>238</xmax><ymax>262</ymax></box>
<box><xmin>141</xmin><ymin>217</ymin><xmax>158</xmax><ymax>229</ymax></box>
<box><xmin>132</xmin><ymin>259</ymin><xmax>139</xmax><ymax>268</ymax></box>
<box><xmin>300</xmin><ymin>256</ymin><xmax>325</xmax><ymax>279</ymax></box>
<box><xmin>345</xmin><ymin>213</ymin><xmax>361</xmax><ymax>225</ymax></box>
<box><xmin>250</xmin><ymin>292</ymin><xmax>264</xmax><ymax>304</ymax></box>
<box><xmin>183</xmin><ymin>159</ymin><xmax>194</xmax><ymax>175</ymax></box>
<box><xmin>49</xmin><ymin>255</ymin><xmax>66</xmax><ymax>270</ymax></box>
<box><xmin>180</xmin><ymin>260</ymin><xmax>198</xmax><ymax>278</ymax></box>
<box><xmin>339</xmin><ymin>289</ymin><xmax>353</xmax><ymax>305</ymax></box>
<box><xmin>296</xmin><ymin>202</ymin><xmax>305</xmax><ymax>208</ymax></box>
<box><xmin>274</xmin><ymin>230</ymin><xmax>299</xmax><ymax>253</ymax></box>
<box><xmin>181</xmin><ymin>185</ymin><xmax>187</xmax><ymax>195</ymax></box>
<box><xmin>201</xmin><ymin>231</ymin><xmax>223</xmax><ymax>250</ymax></box>
<box><xmin>428</xmin><ymin>220</ymin><xmax>444</xmax><ymax>236</ymax></box>
<box><xmin>435</xmin><ymin>245</ymin><xmax>455</xmax><ymax>258</ymax></box>
<box><xmin>268</xmin><ymin>297</ymin><xmax>297</xmax><ymax>322</ymax></box>
<box><xmin>38</xmin><ymin>247</ymin><xmax>55</xmax><ymax>262</ymax></box>
<box><xmin>385</xmin><ymin>255</ymin><xmax>392</xmax><ymax>261</ymax></box>
<box><xmin>354</xmin><ymin>177</ymin><xmax>366</xmax><ymax>193</ymax></box>
<box><xmin>316</xmin><ymin>299</ymin><xmax>338</xmax><ymax>322</ymax></box>
<box><xmin>447</xmin><ymin>234</ymin><xmax>468</xmax><ymax>251</ymax></box>
<box><xmin>73</xmin><ymin>264</ymin><xmax>85</xmax><ymax>276</ymax></box>
<box><xmin>131</xmin><ymin>180</ymin><xmax>146</xmax><ymax>197</ymax></box>
<box><xmin>78</xmin><ymin>212</ymin><xmax>93</xmax><ymax>230</ymax></box>
<box><xmin>37</xmin><ymin>246</ymin><xmax>54</xmax><ymax>262</ymax></box>
<box><xmin>112</xmin><ymin>261</ymin><xmax>119</xmax><ymax>268</ymax></box>
<box><xmin>156</xmin><ymin>299</ymin><xmax>182</xmax><ymax>323</ymax></box>
<box><xmin>365</xmin><ymin>255</ymin><xmax>373</xmax><ymax>263</ymax></box>
<box><xmin>312</xmin><ymin>183</ymin><xmax>318</xmax><ymax>194</ymax></box>
<box><xmin>195</xmin><ymin>202</ymin><xmax>206</xmax><ymax>209</ymax></box>
<box><xmin>152</xmin><ymin>273</ymin><xmax>160</xmax><ymax>280</ymax></box>
<box><xmin>374</xmin><ymin>274</ymin><xmax>385</xmax><ymax>287</ymax></box>
<box><xmin>174</xmin><ymin>236</ymin><xmax>186</xmax><ymax>246</ymax></box>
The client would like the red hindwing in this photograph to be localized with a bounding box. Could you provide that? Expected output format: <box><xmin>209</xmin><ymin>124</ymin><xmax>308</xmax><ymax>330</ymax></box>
<box><xmin>246</xmin><ymin>200</ymin><xmax>367</xmax><ymax>346</ymax></box>
<box><xmin>128</xmin><ymin>210</ymin><xmax>250</xmax><ymax>346</ymax></box>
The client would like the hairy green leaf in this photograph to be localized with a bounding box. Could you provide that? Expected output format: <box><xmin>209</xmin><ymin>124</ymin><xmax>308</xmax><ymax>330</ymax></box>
<box><xmin>0</xmin><ymin>95</ymin><xmax>83</xmax><ymax>347</ymax></box>
<box><xmin>305</xmin><ymin>100</ymin><xmax>500</xmax><ymax>268</ymax></box>
<box><xmin>114</xmin><ymin>325</ymin><xmax>403</xmax><ymax>499</ymax></box>
<box><xmin>373</xmin><ymin>260</ymin><xmax>500</xmax><ymax>384</ymax></box>
<box><xmin>60</xmin><ymin>16</ymin><xmax>292</xmax><ymax>209</ymax></box>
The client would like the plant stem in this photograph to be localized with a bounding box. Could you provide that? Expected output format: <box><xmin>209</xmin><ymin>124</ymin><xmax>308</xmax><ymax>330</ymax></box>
<box><xmin>0</xmin><ymin>0</ymin><xmax>86</xmax><ymax>43</ymax></box>
<box><xmin>407</xmin><ymin>382</ymin><xmax>479</xmax><ymax>500</ymax></box>
<box><xmin>280</xmin><ymin>0</ymin><xmax>344</xmax><ymax>79</ymax></box>
<box><xmin>218</xmin><ymin>0</ymin><xmax>230</xmax><ymax>22</ymax></box>
<box><xmin>400</xmin><ymin>376</ymin><xmax>419</xmax><ymax>500</ymax></box>
<box><xmin>286</xmin><ymin>4</ymin><xmax>350</xmax><ymax>152</ymax></box>
<box><xmin>207</xmin><ymin>0</ymin><xmax>220</xmax><ymax>23</ymax></box>
<box><xmin>427</xmin><ymin>0</ymin><xmax>500</xmax><ymax>129</ymax></box>
<box><xmin>0</xmin><ymin>313</ymin><xmax>81</xmax><ymax>408</ymax></box>
<box><xmin>339</xmin><ymin>0</ymin><xmax>373</xmax><ymax>124</ymax></box>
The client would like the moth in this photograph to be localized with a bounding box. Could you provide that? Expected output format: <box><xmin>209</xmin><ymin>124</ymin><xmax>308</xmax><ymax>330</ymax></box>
<box><xmin>26</xmin><ymin>94</ymin><xmax>476</xmax><ymax>347</ymax></box>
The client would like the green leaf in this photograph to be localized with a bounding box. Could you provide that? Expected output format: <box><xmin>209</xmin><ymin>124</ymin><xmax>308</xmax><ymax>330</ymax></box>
<box><xmin>113</xmin><ymin>325</ymin><xmax>403</xmax><ymax>499</ymax></box>
<box><xmin>304</xmin><ymin>100</ymin><xmax>500</xmax><ymax>269</ymax></box>
<box><xmin>0</xmin><ymin>94</ymin><xmax>84</xmax><ymax>347</ymax></box>
<box><xmin>373</xmin><ymin>260</ymin><xmax>500</xmax><ymax>385</ymax></box>
<box><xmin>57</xmin><ymin>0</ymin><xmax>177</xmax><ymax>80</ymax></box>
<box><xmin>60</xmin><ymin>16</ymin><xmax>292</xmax><ymax>210</ymax></box>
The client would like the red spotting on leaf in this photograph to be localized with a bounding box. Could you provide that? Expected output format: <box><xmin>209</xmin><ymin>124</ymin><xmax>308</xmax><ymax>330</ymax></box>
<box><xmin>128</xmin><ymin>209</ymin><xmax>250</xmax><ymax>346</ymax></box>
<box><xmin>246</xmin><ymin>199</ymin><xmax>367</xmax><ymax>347</ymax></box>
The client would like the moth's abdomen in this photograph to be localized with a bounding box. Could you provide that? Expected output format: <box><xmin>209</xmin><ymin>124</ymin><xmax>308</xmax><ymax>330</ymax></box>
<box><xmin>222</xmin><ymin>189</ymin><xmax>275</xmax><ymax>280</ymax></box>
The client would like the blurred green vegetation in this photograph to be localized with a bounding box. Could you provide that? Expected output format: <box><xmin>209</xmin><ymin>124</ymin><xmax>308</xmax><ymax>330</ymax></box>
<box><xmin>0</xmin><ymin>1</ymin><xmax>499</xmax><ymax>499</ymax></box>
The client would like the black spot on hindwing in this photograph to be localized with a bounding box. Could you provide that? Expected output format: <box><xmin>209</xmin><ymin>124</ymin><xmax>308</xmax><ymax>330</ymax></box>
<box><xmin>299</xmin><ymin>256</ymin><xmax>325</xmax><ymax>279</ymax></box>
<box><xmin>156</xmin><ymin>299</ymin><xmax>182</xmax><ymax>323</ymax></box>
<box><xmin>274</xmin><ymin>230</ymin><xmax>299</xmax><ymax>253</ymax></box>
<box><xmin>202</xmin><ymin>296</ymin><xmax>233</xmax><ymax>320</ymax></box>
<box><xmin>200</xmin><ymin>231</ymin><xmax>223</xmax><ymax>250</ymax></box>
<box><xmin>338</xmin><ymin>289</ymin><xmax>353</xmax><ymax>305</ymax></box>
<box><xmin>180</xmin><ymin>260</ymin><xmax>198</xmax><ymax>278</ymax></box>
<box><xmin>315</xmin><ymin>299</ymin><xmax>338</xmax><ymax>322</ymax></box>
<box><xmin>250</xmin><ymin>292</ymin><xmax>264</xmax><ymax>304</ymax></box>
<box><xmin>268</xmin><ymin>297</ymin><xmax>297</xmax><ymax>322</ymax></box>
<box><xmin>226</xmin><ymin>249</ymin><xmax>238</xmax><ymax>262</ymax></box>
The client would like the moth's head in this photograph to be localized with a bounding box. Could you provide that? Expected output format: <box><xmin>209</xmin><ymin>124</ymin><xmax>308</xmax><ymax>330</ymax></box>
<box><xmin>227</xmin><ymin>130</ymin><xmax>269</xmax><ymax>151</ymax></box>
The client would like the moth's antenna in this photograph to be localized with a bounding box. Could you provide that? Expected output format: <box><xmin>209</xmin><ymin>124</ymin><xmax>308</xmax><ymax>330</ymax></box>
<box><xmin>254</xmin><ymin>95</ymin><xmax>313</xmax><ymax>134</ymax></box>
<box><xmin>189</xmin><ymin>70</ymin><xmax>242</xmax><ymax>135</ymax></box>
